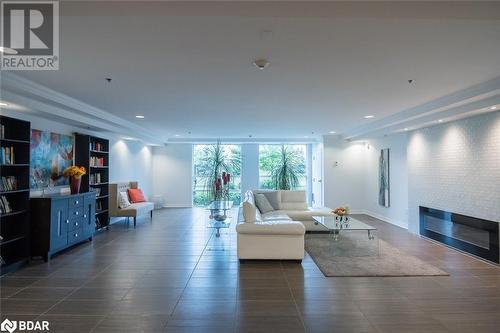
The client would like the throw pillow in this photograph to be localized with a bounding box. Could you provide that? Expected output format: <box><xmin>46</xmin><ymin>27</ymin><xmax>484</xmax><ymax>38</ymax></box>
<box><xmin>118</xmin><ymin>191</ymin><xmax>131</xmax><ymax>208</ymax></box>
<box><xmin>254</xmin><ymin>193</ymin><xmax>274</xmax><ymax>214</ymax></box>
<box><xmin>128</xmin><ymin>188</ymin><xmax>146</xmax><ymax>203</ymax></box>
<box><xmin>242</xmin><ymin>201</ymin><xmax>257</xmax><ymax>223</ymax></box>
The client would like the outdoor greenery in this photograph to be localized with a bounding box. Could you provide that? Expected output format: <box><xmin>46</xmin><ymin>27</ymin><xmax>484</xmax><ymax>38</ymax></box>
<box><xmin>193</xmin><ymin>142</ymin><xmax>241</xmax><ymax>206</ymax></box>
<box><xmin>259</xmin><ymin>145</ymin><xmax>306</xmax><ymax>190</ymax></box>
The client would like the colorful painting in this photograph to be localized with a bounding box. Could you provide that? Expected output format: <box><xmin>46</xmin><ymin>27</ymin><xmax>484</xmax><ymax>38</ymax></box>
<box><xmin>30</xmin><ymin>130</ymin><xmax>74</xmax><ymax>189</ymax></box>
<box><xmin>378</xmin><ymin>148</ymin><xmax>390</xmax><ymax>207</ymax></box>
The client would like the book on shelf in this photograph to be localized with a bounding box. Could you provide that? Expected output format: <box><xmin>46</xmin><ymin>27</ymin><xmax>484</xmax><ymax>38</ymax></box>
<box><xmin>90</xmin><ymin>141</ymin><xmax>105</xmax><ymax>152</ymax></box>
<box><xmin>0</xmin><ymin>195</ymin><xmax>13</xmax><ymax>214</ymax></box>
<box><xmin>95</xmin><ymin>216</ymin><xmax>101</xmax><ymax>229</ymax></box>
<box><xmin>96</xmin><ymin>200</ymin><xmax>103</xmax><ymax>212</ymax></box>
<box><xmin>1</xmin><ymin>146</ymin><xmax>15</xmax><ymax>164</ymax></box>
<box><xmin>0</xmin><ymin>176</ymin><xmax>18</xmax><ymax>191</ymax></box>
<box><xmin>0</xmin><ymin>125</ymin><xmax>4</xmax><ymax>139</ymax></box>
<box><xmin>90</xmin><ymin>156</ymin><xmax>105</xmax><ymax>167</ymax></box>
<box><xmin>89</xmin><ymin>173</ymin><xmax>102</xmax><ymax>185</ymax></box>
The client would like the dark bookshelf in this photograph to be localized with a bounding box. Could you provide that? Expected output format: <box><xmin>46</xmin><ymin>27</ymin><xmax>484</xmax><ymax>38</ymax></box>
<box><xmin>74</xmin><ymin>134</ymin><xmax>110</xmax><ymax>230</ymax></box>
<box><xmin>0</xmin><ymin>116</ymin><xmax>30</xmax><ymax>275</ymax></box>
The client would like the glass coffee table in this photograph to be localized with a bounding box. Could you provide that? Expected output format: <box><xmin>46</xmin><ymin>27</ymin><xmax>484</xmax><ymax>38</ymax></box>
<box><xmin>206</xmin><ymin>200</ymin><xmax>233</xmax><ymax>237</ymax></box>
<box><xmin>312</xmin><ymin>216</ymin><xmax>379</xmax><ymax>256</ymax></box>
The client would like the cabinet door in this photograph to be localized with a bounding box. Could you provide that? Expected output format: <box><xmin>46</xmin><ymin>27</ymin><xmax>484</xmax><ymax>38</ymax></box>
<box><xmin>83</xmin><ymin>194</ymin><xmax>96</xmax><ymax>237</ymax></box>
<box><xmin>50</xmin><ymin>200</ymin><xmax>69</xmax><ymax>251</ymax></box>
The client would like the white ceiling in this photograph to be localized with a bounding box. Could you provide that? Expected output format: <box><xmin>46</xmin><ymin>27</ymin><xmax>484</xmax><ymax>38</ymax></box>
<box><xmin>4</xmin><ymin>1</ymin><xmax>500</xmax><ymax>141</ymax></box>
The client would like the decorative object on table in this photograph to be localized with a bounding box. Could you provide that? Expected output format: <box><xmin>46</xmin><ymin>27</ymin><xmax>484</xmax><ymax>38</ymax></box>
<box><xmin>332</xmin><ymin>204</ymin><xmax>350</xmax><ymax>222</ymax></box>
<box><xmin>63</xmin><ymin>165</ymin><xmax>86</xmax><ymax>194</ymax></box>
<box><xmin>270</xmin><ymin>146</ymin><xmax>303</xmax><ymax>190</ymax></box>
<box><xmin>201</xmin><ymin>139</ymin><xmax>240</xmax><ymax>203</ymax></box>
<box><xmin>30</xmin><ymin>129</ymin><xmax>74</xmax><ymax>189</ymax></box>
<box><xmin>378</xmin><ymin>148</ymin><xmax>390</xmax><ymax>207</ymax></box>
<box><xmin>206</xmin><ymin>200</ymin><xmax>233</xmax><ymax>237</ymax></box>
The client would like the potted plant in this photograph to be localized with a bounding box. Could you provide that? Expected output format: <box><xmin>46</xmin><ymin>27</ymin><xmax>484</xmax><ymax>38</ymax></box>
<box><xmin>63</xmin><ymin>166</ymin><xmax>86</xmax><ymax>194</ymax></box>
<box><xmin>270</xmin><ymin>146</ymin><xmax>303</xmax><ymax>190</ymax></box>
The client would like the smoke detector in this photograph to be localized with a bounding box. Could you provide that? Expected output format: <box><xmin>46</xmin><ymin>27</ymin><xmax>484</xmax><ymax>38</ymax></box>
<box><xmin>253</xmin><ymin>59</ymin><xmax>270</xmax><ymax>70</ymax></box>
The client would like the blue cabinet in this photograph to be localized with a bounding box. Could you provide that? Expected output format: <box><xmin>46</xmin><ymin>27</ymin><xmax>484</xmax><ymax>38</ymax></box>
<box><xmin>30</xmin><ymin>192</ymin><xmax>96</xmax><ymax>261</ymax></box>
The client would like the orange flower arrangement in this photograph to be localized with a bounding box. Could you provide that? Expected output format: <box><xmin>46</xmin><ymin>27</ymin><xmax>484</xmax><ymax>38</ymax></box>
<box><xmin>332</xmin><ymin>204</ymin><xmax>350</xmax><ymax>216</ymax></box>
<box><xmin>63</xmin><ymin>166</ymin><xmax>86</xmax><ymax>179</ymax></box>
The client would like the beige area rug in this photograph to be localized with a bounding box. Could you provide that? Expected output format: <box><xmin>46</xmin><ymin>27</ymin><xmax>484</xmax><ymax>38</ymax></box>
<box><xmin>305</xmin><ymin>233</ymin><xmax>449</xmax><ymax>277</ymax></box>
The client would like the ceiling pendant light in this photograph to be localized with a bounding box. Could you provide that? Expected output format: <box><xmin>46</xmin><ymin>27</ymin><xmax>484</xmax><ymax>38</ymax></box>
<box><xmin>253</xmin><ymin>59</ymin><xmax>270</xmax><ymax>70</ymax></box>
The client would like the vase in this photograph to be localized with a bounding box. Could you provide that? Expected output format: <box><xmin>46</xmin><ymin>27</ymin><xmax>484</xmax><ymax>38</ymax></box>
<box><xmin>70</xmin><ymin>177</ymin><xmax>81</xmax><ymax>194</ymax></box>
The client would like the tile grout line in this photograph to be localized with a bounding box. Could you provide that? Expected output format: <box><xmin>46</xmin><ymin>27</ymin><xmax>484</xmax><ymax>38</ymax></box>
<box><xmin>282</xmin><ymin>261</ymin><xmax>308</xmax><ymax>333</ymax></box>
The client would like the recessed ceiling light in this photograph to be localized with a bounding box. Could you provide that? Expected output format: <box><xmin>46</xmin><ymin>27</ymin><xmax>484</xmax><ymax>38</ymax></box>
<box><xmin>135</xmin><ymin>115</ymin><xmax>145</xmax><ymax>119</ymax></box>
<box><xmin>404</xmin><ymin>128</ymin><xmax>409</xmax><ymax>131</ymax></box>
<box><xmin>329</xmin><ymin>131</ymin><xmax>336</xmax><ymax>134</ymax></box>
<box><xmin>364</xmin><ymin>115</ymin><xmax>374</xmax><ymax>119</ymax></box>
<box><xmin>175</xmin><ymin>134</ymin><xmax>180</xmax><ymax>137</ymax></box>
<box><xmin>303</xmin><ymin>136</ymin><xmax>309</xmax><ymax>138</ymax></box>
<box><xmin>0</xmin><ymin>102</ymin><xmax>8</xmax><ymax>107</ymax></box>
<box><xmin>491</xmin><ymin>106</ymin><xmax>497</xmax><ymax>110</ymax></box>
<box><xmin>438</xmin><ymin>119</ymin><xmax>443</xmax><ymax>123</ymax></box>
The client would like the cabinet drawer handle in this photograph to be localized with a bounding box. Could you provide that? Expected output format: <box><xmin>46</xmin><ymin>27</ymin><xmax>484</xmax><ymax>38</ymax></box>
<box><xmin>83</xmin><ymin>214</ymin><xmax>87</xmax><ymax>218</ymax></box>
<box><xmin>75</xmin><ymin>211</ymin><xmax>79</xmax><ymax>216</ymax></box>
<box><xmin>66</xmin><ymin>219</ymin><xmax>70</xmax><ymax>224</ymax></box>
<box><xmin>75</xmin><ymin>200</ymin><xmax>79</xmax><ymax>205</ymax></box>
<box><xmin>75</xmin><ymin>222</ymin><xmax>79</xmax><ymax>226</ymax></box>
<box><xmin>74</xmin><ymin>233</ymin><xmax>78</xmax><ymax>237</ymax></box>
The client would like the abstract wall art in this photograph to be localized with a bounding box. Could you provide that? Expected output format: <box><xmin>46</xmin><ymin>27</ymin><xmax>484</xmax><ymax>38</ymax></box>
<box><xmin>30</xmin><ymin>129</ymin><xmax>74</xmax><ymax>189</ymax></box>
<box><xmin>378</xmin><ymin>148</ymin><xmax>390</xmax><ymax>207</ymax></box>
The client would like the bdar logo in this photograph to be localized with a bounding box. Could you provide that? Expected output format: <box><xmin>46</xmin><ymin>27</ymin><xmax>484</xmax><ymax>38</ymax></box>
<box><xmin>0</xmin><ymin>319</ymin><xmax>17</xmax><ymax>333</ymax></box>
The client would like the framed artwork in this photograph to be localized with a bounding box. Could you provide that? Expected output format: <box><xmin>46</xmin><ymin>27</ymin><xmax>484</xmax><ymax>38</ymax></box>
<box><xmin>378</xmin><ymin>148</ymin><xmax>390</xmax><ymax>207</ymax></box>
<box><xmin>30</xmin><ymin>129</ymin><xmax>74</xmax><ymax>189</ymax></box>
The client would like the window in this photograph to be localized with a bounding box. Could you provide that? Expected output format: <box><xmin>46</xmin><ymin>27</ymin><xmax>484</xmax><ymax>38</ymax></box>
<box><xmin>259</xmin><ymin>144</ymin><xmax>307</xmax><ymax>190</ymax></box>
<box><xmin>193</xmin><ymin>144</ymin><xmax>241</xmax><ymax>206</ymax></box>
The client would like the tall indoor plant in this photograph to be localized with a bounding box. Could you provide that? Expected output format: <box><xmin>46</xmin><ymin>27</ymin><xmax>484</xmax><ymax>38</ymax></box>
<box><xmin>270</xmin><ymin>146</ymin><xmax>303</xmax><ymax>190</ymax></box>
<box><xmin>202</xmin><ymin>140</ymin><xmax>240</xmax><ymax>202</ymax></box>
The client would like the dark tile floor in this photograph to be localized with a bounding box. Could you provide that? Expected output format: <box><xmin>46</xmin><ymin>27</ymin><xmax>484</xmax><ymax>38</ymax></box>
<box><xmin>1</xmin><ymin>208</ymin><xmax>500</xmax><ymax>332</ymax></box>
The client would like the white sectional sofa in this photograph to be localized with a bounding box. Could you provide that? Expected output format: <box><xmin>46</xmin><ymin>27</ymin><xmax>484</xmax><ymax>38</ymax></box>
<box><xmin>236</xmin><ymin>189</ymin><xmax>333</xmax><ymax>261</ymax></box>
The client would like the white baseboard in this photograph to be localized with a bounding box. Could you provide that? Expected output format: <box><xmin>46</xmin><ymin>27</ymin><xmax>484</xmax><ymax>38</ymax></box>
<box><xmin>351</xmin><ymin>209</ymin><xmax>408</xmax><ymax>230</ymax></box>
<box><xmin>162</xmin><ymin>204</ymin><xmax>193</xmax><ymax>208</ymax></box>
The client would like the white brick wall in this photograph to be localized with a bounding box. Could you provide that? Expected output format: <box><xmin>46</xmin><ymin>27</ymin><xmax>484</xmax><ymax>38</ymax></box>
<box><xmin>407</xmin><ymin>111</ymin><xmax>500</xmax><ymax>233</ymax></box>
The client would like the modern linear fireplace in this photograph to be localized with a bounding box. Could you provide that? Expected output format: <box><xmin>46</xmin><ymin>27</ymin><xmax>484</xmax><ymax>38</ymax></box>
<box><xmin>420</xmin><ymin>207</ymin><xmax>499</xmax><ymax>264</ymax></box>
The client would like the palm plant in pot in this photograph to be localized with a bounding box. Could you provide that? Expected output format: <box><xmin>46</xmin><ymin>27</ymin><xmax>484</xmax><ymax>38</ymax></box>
<box><xmin>270</xmin><ymin>146</ymin><xmax>304</xmax><ymax>190</ymax></box>
<box><xmin>201</xmin><ymin>140</ymin><xmax>240</xmax><ymax>203</ymax></box>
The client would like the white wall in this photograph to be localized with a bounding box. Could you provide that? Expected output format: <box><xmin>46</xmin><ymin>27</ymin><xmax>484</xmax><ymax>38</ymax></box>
<box><xmin>323</xmin><ymin>133</ymin><xmax>408</xmax><ymax>228</ymax></box>
<box><xmin>323</xmin><ymin>138</ymin><xmax>368</xmax><ymax>213</ymax></box>
<box><xmin>152</xmin><ymin>144</ymin><xmax>193</xmax><ymax>207</ymax></box>
<box><xmin>407</xmin><ymin>111</ymin><xmax>500</xmax><ymax>233</ymax></box>
<box><xmin>364</xmin><ymin>133</ymin><xmax>408</xmax><ymax>229</ymax></box>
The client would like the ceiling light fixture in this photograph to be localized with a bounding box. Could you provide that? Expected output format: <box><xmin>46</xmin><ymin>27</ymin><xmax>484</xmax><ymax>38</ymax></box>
<box><xmin>253</xmin><ymin>59</ymin><xmax>270</xmax><ymax>70</ymax></box>
<box><xmin>0</xmin><ymin>102</ymin><xmax>8</xmax><ymax>107</ymax></box>
<box><xmin>364</xmin><ymin>115</ymin><xmax>374</xmax><ymax>119</ymax></box>
<box><xmin>329</xmin><ymin>131</ymin><xmax>336</xmax><ymax>134</ymax></box>
<box><xmin>491</xmin><ymin>106</ymin><xmax>497</xmax><ymax>110</ymax></box>
<box><xmin>174</xmin><ymin>134</ymin><xmax>180</xmax><ymax>137</ymax></box>
<box><xmin>135</xmin><ymin>115</ymin><xmax>145</xmax><ymax>119</ymax></box>
<box><xmin>404</xmin><ymin>128</ymin><xmax>409</xmax><ymax>131</ymax></box>
<box><xmin>438</xmin><ymin>119</ymin><xmax>443</xmax><ymax>123</ymax></box>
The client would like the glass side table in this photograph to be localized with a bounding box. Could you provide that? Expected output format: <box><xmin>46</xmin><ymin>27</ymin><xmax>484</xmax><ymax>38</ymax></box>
<box><xmin>206</xmin><ymin>200</ymin><xmax>233</xmax><ymax>237</ymax></box>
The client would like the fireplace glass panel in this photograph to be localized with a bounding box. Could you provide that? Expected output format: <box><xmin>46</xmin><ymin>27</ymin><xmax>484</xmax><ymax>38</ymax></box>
<box><xmin>424</xmin><ymin>215</ymin><xmax>490</xmax><ymax>250</ymax></box>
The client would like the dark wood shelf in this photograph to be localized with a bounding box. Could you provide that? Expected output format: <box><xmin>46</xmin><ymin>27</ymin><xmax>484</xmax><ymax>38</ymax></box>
<box><xmin>75</xmin><ymin>134</ymin><xmax>110</xmax><ymax>231</ymax></box>
<box><xmin>0</xmin><ymin>115</ymin><xmax>31</xmax><ymax>275</ymax></box>
<box><xmin>0</xmin><ymin>189</ymin><xmax>30</xmax><ymax>195</ymax></box>
<box><xmin>96</xmin><ymin>209</ymin><xmax>109</xmax><ymax>215</ymax></box>
<box><xmin>0</xmin><ymin>235</ymin><xmax>27</xmax><ymax>246</ymax></box>
<box><xmin>0</xmin><ymin>209</ymin><xmax>28</xmax><ymax>219</ymax></box>
<box><xmin>0</xmin><ymin>164</ymin><xmax>29</xmax><ymax>167</ymax></box>
<box><xmin>0</xmin><ymin>138</ymin><xmax>30</xmax><ymax>144</ymax></box>
<box><xmin>90</xmin><ymin>182</ymin><xmax>109</xmax><ymax>186</ymax></box>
